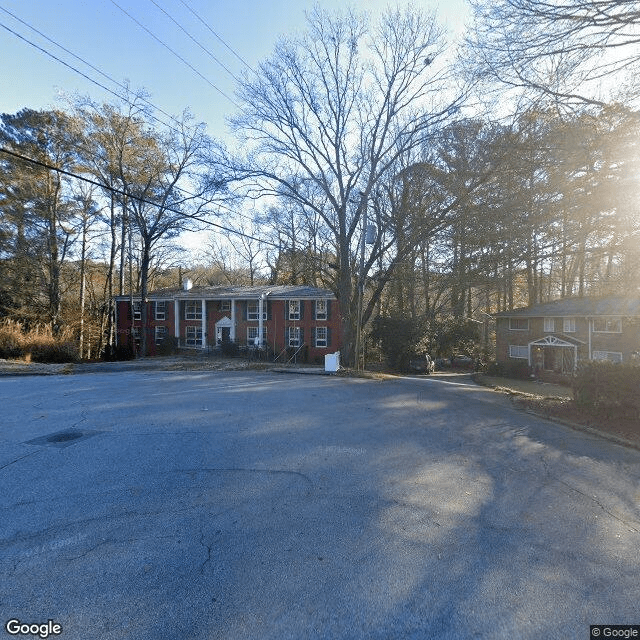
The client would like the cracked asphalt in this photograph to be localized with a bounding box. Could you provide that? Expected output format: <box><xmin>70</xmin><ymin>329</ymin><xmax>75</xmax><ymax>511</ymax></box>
<box><xmin>1</xmin><ymin>370</ymin><xmax>639</xmax><ymax>639</ymax></box>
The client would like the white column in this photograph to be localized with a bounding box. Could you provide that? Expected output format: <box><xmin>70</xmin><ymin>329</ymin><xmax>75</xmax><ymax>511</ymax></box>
<box><xmin>258</xmin><ymin>296</ymin><xmax>264</xmax><ymax>346</ymax></box>
<box><xmin>201</xmin><ymin>299</ymin><xmax>206</xmax><ymax>349</ymax></box>
<box><xmin>174</xmin><ymin>300</ymin><xmax>180</xmax><ymax>339</ymax></box>
<box><xmin>230</xmin><ymin>300</ymin><xmax>236</xmax><ymax>342</ymax></box>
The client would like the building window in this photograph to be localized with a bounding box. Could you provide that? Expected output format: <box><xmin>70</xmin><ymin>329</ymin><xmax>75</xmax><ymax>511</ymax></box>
<box><xmin>220</xmin><ymin>300</ymin><xmax>231</xmax><ymax>311</ymax></box>
<box><xmin>132</xmin><ymin>326</ymin><xmax>141</xmax><ymax>346</ymax></box>
<box><xmin>155</xmin><ymin>301</ymin><xmax>166</xmax><ymax>321</ymax></box>
<box><xmin>288</xmin><ymin>326</ymin><xmax>301</xmax><ymax>347</ymax></box>
<box><xmin>247</xmin><ymin>326</ymin><xmax>267</xmax><ymax>345</ymax></box>
<box><xmin>592</xmin><ymin>317</ymin><xmax>622</xmax><ymax>333</ymax></box>
<box><xmin>155</xmin><ymin>325</ymin><xmax>168</xmax><ymax>345</ymax></box>
<box><xmin>509</xmin><ymin>345</ymin><xmax>528</xmax><ymax>359</ymax></box>
<box><xmin>315</xmin><ymin>326</ymin><xmax>328</xmax><ymax>348</ymax></box>
<box><xmin>186</xmin><ymin>325</ymin><xmax>203</xmax><ymax>347</ymax></box>
<box><xmin>563</xmin><ymin>318</ymin><xmax>576</xmax><ymax>333</ymax></box>
<box><xmin>509</xmin><ymin>318</ymin><xmax>529</xmax><ymax>331</ymax></box>
<box><xmin>247</xmin><ymin>301</ymin><xmax>267</xmax><ymax>321</ymax></box>
<box><xmin>133</xmin><ymin>301</ymin><xmax>141</xmax><ymax>321</ymax></box>
<box><xmin>185</xmin><ymin>301</ymin><xmax>202</xmax><ymax>320</ymax></box>
<box><xmin>315</xmin><ymin>299</ymin><xmax>327</xmax><ymax>320</ymax></box>
<box><xmin>544</xmin><ymin>318</ymin><xmax>555</xmax><ymax>332</ymax></box>
<box><xmin>592</xmin><ymin>351</ymin><xmax>623</xmax><ymax>363</ymax></box>
<box><xmin>289</xmin><ymin>300</ymin><xmax>301</xmax><ymax>321</ymax></box>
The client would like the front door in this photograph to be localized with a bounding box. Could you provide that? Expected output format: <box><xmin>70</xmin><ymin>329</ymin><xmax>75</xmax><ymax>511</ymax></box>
<box><xmin>217</xmin><ymin>326</ymin><xmax>231</xmax><ymax>343</ymax></box>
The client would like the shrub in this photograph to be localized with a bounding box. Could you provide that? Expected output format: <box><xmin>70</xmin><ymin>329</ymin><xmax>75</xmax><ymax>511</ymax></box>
<box><xmin>156</xmin><ymin>335</ymin><xmax>179</xmax><ymax>356</ymax></box>
<box><xmin>28</xmin><ymin>337</ymin><xmax>80</xmax><ymax>363</ymax></box>
<box><xmin>572</xmin><ymin>361</ymin><xmax>640</xmax><ymax>416</ymax></box>
<box><xmin>0</xmin><ymin>321</ymin><xmax>25</xmax><ymax>359</ymax></box>
<box><xmin>486</xmin><ymin>360</ymin><xmax>531</xmax><ymax>379</ymax></box>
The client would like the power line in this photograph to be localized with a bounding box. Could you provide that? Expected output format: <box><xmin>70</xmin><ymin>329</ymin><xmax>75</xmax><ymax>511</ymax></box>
<box><xmin>0</xmin><ymin>5</ymin><xmax>201</xmax><ymax>138</ymax></box>
<box><xmin>0</xmin><ymin>146</ymin><xmax>277</xmax><ymax>248</ymax></box>
<box><xmin>147</xmin><ymin>0</ymin><xmax>241</xmax><ymax>83</ymax></box>
<box><xmin>177</xmin><ymin>0</ymin><xmax>255</xmax><ymax>73</ymax></box>
<box><xmin>108</xmin><ymin>0</ymin><xmax>239</xmax><ymax>107</ymax></box>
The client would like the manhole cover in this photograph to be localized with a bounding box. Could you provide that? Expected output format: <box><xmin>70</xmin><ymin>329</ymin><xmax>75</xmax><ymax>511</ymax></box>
<box><xmin>47</xmin><ymin>431</ymin><xmax>83</xmax><ymax>443</ymax></box>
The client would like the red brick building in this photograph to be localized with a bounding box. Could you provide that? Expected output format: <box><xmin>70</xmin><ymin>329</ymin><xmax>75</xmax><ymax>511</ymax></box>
<box><xmin>114</xmin><ymin>283</ymin><xmax>341</xmax><ymax>363</ymax></box>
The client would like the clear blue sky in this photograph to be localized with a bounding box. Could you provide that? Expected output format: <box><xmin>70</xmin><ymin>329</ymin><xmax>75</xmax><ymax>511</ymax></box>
<box><xmin>0</xmin><ymin>0</ymin><xmax>471</xmax><ymax>144</ymax></box>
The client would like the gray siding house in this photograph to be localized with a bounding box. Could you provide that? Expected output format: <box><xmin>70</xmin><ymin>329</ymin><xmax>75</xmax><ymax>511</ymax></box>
<box><xmin>495</xmin><ymin>296</ymin><xmax>640</xmax><ymax>375</ymax></box>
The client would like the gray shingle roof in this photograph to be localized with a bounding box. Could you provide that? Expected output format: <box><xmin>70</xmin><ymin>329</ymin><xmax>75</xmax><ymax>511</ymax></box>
<box><xmin>116</xmin><ymin>284</ymin><xmax>336</xmax><ymax>301</ymax></box>
<box><xmin>495</xmin><ymin>295</ymin><xmax>640</xmax><ymax>318</ymax></box>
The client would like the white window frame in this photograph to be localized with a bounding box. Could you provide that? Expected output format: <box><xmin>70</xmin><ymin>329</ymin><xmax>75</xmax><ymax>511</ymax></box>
<box><xmin>315</xmin><ymin>299</ymin><xmax>327</xmax><ymax>320</ymax></box>
<box><xmin>247</xmin><ymin>301</ymin><xmax>267</xmax><ymax>321</ymax></box>
<box><xmin>509</xmin><ymin>345</ymin><xmax>529</xmax><ymax>359</ymax></box>
<box><xmin>315</xmin><ymin>326</ymin><xmax>328</xmax><ymax>348</ymax></box>
<box><xmin>544</xmin><ymin>318</ymin><xmax>555</xmax><ymax>332</ymax></box>
<box><xmin>288</xmin><ymin>326</ymin><xmax>301</xmax><ymax>347</ymax></box>
<box><xmin>563</xmin><ymin>318</ymin><xmax>576</xmax><ymax>333</ymax></box>
<box><xmin>185</xmin><ymin>301</ymin><xmax>202</xmax><ymax>320</ymax></box>
<box><xmin>185</xmin><ymin>325</ymin><xmax>203</xmax><ymax>347</ymax></box>
<box><xmin>133</xmin><ymin>301</ymin><xmax>141</xmax><ymax>321</ymax></box>
<box><xmin>155</xmin><ymin>301</ymin><xmax>166</xmax><ymax>321</ymax></box>
<box><xmin>132</xmin><ymin>326</ymin><xmax>141</xmax><ymax>345</ymax></box>
<box><xmin>220</xmin><ymin>300</ymin><xmax>231</xmax><ymax>311</ymax></box>
<box><xmin>155</xmin><ymin>325</ymin><xmax>167</xmax><ymax>345</ymax></box>
<box><xmin>509</xmin><ymin>318</ymin><xmax>529</xmax><ymax>331</ymax></box>
<box><xmin>247</xmin><ymin>326</ymin><xmax>267</xmax><ymax>344</ymax></box>
<box><xmin>592</xmin><ymin>317</ymin><xmax>622</xmax><ymax>333</ymax></box>
<box><xmin>592</xmin><ymin>351</ymin><xmax>623</xmax><ymax>363</ymax></box>
<box><xmin>289</xmin><ymin>300</ymin><xmax>301</xmax><ymax>321</ymax></box>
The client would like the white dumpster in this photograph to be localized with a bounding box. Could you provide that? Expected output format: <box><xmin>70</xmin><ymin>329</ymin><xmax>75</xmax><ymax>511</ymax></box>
<box><xmin>324</xmin><ymin>351</ymin><xmax>340</xmax><ymax>372</ymax></box>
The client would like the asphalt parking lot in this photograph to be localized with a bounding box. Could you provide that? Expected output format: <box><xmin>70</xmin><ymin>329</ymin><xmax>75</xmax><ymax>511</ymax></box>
<box><xmin>1</xmin><ymin>369</ymin><xmax>639</xmax><ymax>639</ymax></box>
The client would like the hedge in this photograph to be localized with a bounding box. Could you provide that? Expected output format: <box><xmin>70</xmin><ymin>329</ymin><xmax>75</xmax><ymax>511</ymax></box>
<box><xmin>572</xmin><ymin>361</ymin><xmax>640</xmax><ymax>416</ymax></box>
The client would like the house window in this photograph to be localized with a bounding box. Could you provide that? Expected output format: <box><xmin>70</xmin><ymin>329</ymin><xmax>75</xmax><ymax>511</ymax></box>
<box><xmin>288</xmin><ymin>326</ymin><xmax>301</xmax><ymax>347</ymax></box>
<box><xmin>289</xmin><ymin>300</ymin><xmax>301</xmax><ymax>320</ymax></box>
<box><xmin>155</xmin><ymin>301</ymin><xmax>166</xmax><ymax>321</ymax></box>
<box><xmin>185</xmin><ymin>325</ymin><xmax>203</xmax><ymax>347</ymax></box>
<box><xmin>247</xmin><ymin>326</ymin><xmax>267</xmax><ymax>345</ymax></box>
<box><xmin>247</xmin><ymin>301</ymin><xmax>267</xmax><ymax>321</ymax></box>
<box><xmin>563</xmin><ymin>318</ymin><xmax>576</xmax><ymax>333</ymax></box>
<box><xmin>133</xmin><ymin>301</ymin><xmax>141</xmax><ymax>321</ymax></box>
<box><xmin>592</xmin><ymin>317</ymin><xmax>622</xmax><ymax>333</ymax></box>
<box><xmin>155</xmin><ymin>325</ymin><xmax>167</xmax><ymax>345</ymax></box>
<box><xmin>185</xmin><ymin>301</ymin><xmax>202</xmax><ymax>320</ymax></box>
<box><xmin>544</xmin><ymin>318</ymin><xmax>555</xmax><ymax>332</ymax></box>
<box><xmin>315</xmin><ymin>326</ymin><xmax>328</xmax><ymax>348</ymax></box>
<box><xmin>592</xmin><ymin>351</ymin><xmax>623</xmax><ymax>363</ymax></box>
<box><xmin>509</xmin><ymin>318</ymin><xmax>529</xmax><ymax>331</ymax></box>
<box><xmin>315</xmin><ymin>299</ymin><xmax>327</xmax><ymax>320</ymax></box>
<box><xmin>132</xmin><ymin>326</ymin><xmax>141</xmax><ymax>346</ymax></box>
<box><xmin>220</xmin><ymin>300</ymin><xmax>231</xmax><ymax>311</ymax></box>
<box><xmin>509</xmin><ymin>345</ymin><xmax>528</xmax><ymax>359</ymax></box>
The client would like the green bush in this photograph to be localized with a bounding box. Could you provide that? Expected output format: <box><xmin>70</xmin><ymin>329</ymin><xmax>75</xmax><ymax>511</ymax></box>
<box><xmin>156</xmin><ymin>335</ymin><xmax>179</xmax><ymax>356</ymax></box>
<box><xmin>572</xmin><ymin>361</ymin><xmax>640</xmax><ymax>416</ymax></box>
<box><xmin>486</xmin><ymin>360</ymin><xmax>531</xmax><ymax>379</ymax></box>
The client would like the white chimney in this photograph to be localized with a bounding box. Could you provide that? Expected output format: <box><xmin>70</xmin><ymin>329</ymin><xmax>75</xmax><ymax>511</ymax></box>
<box><xmin>183</xmin><ymin>278</ymin><xmax>193</xmax><ymax>291</ymax></box>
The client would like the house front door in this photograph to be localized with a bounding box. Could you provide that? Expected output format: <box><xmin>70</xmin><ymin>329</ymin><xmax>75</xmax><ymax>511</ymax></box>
<box><xmin>217</xmin><ymin>326</ymin><xmax>231</xmax><ymax>343</ymax></box>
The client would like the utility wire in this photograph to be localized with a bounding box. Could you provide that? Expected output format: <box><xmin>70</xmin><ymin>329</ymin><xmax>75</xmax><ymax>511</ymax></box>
<box><xmin>108</xmin><ymin>0</ymin><xmax>239</xmax><ymax>107</ymax></box>
<box><xmin>147</xmin><ymin>0</ymin><xmax>241</xmax><ymax>83</ymax></box>
<box><xmin>177</xmin><ymin>0</ymin><xmax>255</xmax><ymax>73</ymax></box>
<box><xmin>0</xmin><ymin>5</ymin><xmax>200</xmax><ymax>137</ymax></box>
<box><xmin>0</xmin><ymin>146</ymin><xmax>277</xmax><ymax>248</ymax></box>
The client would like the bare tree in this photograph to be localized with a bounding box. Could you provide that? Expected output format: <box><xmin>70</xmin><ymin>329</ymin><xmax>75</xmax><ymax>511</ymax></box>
<box><xmin>465</xmin><ymin>0</ymin><xmax>640</xmax><ymax>108</ymax></box>
<box><xmin>228</xmin><ymin>5</ymin><xmax>465</xmax><ymax>365</ymax></box>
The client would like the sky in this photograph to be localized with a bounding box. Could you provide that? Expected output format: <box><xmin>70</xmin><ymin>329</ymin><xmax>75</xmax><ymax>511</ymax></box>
<box><xmin>0</xmin><ymin>0</ymin><xmax>471</xmax><ymax>145</ymax></box>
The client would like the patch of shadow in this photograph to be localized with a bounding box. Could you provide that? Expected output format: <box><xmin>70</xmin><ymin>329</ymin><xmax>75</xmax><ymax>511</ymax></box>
<box><xmin>25</xmin><ymin>429</ymin><xmax>102</xmax><ymax>449</ymax></box>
